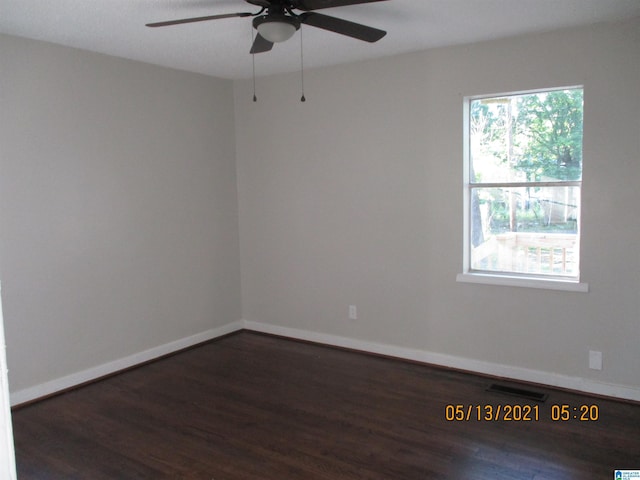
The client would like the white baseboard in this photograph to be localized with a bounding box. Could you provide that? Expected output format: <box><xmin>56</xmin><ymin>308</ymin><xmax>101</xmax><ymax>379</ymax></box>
<box><xmin>11</xmin><ymin>319</ymin><xmax>640</xmax><ymax>406</ymax></box>
<box><xmin>243</xmin><ymin>320</ymin><xmax>640</xmax><ymax>402</ymax></box>
<box><xmin>10</xmin><ymin>321</ymin><xmax>243</xmax><ymax>407</ymax></box>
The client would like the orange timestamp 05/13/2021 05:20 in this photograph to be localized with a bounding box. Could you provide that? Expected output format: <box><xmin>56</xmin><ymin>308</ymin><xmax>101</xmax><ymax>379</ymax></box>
<box><xmin>444</xmin><ymin>403</ymin><xmax>600</xmax><ymax>422</ymax></box>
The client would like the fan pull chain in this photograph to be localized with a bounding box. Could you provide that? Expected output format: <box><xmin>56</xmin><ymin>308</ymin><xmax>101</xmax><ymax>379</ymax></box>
<box><xmin>251</xmin><ymin>23</ymin><xmax>257</xmax><ymax>102</ymax></box>
<box><xmin>252</xmin><ymin>55</ymin><xmax>257</xmax><ymax>102</ymax></box>
<box><xmin>300</xmin><ymin>25</ymin><xmax>306</xmax><ymax>102</ymax></box>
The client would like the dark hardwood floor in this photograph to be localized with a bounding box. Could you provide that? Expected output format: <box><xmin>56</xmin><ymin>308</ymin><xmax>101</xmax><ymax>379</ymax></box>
<box><xmin>11</xmin><ymin>331</ymin><xmax>640</xmax><ymax>479</ymax></box>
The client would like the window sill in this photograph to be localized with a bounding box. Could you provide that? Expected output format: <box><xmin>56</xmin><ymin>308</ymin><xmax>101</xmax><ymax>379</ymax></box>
<box><xmin>456</xmin><ymin>273</ymin><xmax>589</xmax><ymax>292</ymax></box>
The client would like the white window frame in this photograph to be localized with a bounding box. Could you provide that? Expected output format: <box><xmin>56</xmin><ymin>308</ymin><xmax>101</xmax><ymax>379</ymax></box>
<box><xmin>457</xmin><ymin>87</ymin><xmax>588</xmax><ymax>293</ymax></box>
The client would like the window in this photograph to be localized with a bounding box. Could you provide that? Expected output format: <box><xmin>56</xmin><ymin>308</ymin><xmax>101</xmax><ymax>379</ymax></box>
<box><xmin>460</xmin><ymin>87</ymin><xmax>586</xmax><ymax>291</ymax></box>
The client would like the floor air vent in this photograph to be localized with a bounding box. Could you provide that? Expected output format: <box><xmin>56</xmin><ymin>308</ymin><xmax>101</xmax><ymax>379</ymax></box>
<box><xmin>486</xmin><ymin>383</ymin><xmax>548</xmax><ymax>402</ymax></box>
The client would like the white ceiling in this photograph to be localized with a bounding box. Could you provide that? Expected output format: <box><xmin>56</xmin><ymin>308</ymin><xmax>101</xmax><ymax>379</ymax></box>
<box><xmin>2</xmin><ymin>0</ymin><xmax>639</xmax><ymax>79</ymax></box>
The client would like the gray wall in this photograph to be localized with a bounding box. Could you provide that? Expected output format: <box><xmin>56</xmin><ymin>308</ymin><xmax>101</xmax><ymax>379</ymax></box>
<box><xmin>0</xmin><ymin>34</ymin><xmax>241</xmax><ymax>393</ymax></box>
<box><xmin>234</xmin><ymin>19</ymin><xmax>640</xmax><ymax>393</ymax></box>
<box><xmin>1</xmin><ymin>17</ymin><xmax>639</xmax><ymax>401</ymax></box>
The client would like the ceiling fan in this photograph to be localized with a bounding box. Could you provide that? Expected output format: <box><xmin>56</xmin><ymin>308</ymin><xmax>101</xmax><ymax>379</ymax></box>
<box><xmin>146</xmin><ymin>0</ymin><xmax>388</xmax><ymax>54</ymax></box>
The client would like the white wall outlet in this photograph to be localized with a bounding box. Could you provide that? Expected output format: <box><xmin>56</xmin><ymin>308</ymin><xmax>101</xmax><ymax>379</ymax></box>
<box><xmin>589</xmin><ymin>350</ymin><xmax>602</xmax><ymax>370</ymax></box>
<box><xmin>348</xmin><ymin>305</ymin><xmax>357</xmax><ymax>320</ymax></box>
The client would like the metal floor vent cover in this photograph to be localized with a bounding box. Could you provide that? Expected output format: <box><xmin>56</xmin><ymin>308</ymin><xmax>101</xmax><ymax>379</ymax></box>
<box><xmin>486</xmin><ymin>383</ymin><xmax>548</xmax><ymax>402</ymax></box>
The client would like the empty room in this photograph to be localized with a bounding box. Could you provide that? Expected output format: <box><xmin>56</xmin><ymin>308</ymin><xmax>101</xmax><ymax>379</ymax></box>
<box><xmin>1</xmin><ymin>0</ymin><xmax>639</xmax><ymax>478</ymax></box>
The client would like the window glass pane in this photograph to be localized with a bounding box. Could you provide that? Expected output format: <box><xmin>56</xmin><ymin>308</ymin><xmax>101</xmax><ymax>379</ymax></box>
<box><xmin>470</xmin><ymin>186</ymin><xmax>580</xmax><ymax>277</ymax></box>
<box><xmin>470</xmin><ymin>89</ymin><xmax>583</xmax><ymax>184</ymax></box>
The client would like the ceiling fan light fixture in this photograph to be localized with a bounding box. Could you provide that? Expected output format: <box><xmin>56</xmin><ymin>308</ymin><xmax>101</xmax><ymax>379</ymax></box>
<box><xmin>254</xmin><ymin>14</ymin><xmax>300</xmax><ymax>43</ymax></box>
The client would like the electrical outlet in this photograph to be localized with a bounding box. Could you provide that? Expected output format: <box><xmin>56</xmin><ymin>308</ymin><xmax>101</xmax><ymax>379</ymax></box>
<box><xmin>348</xmin><ymin>305</ymin><xmax>357</xmax><ymax>320</ymax></box>
<box><xmin>589</xmin><ymin>350</ymin><xmax>602</xmax><ymax>370</ymax></box>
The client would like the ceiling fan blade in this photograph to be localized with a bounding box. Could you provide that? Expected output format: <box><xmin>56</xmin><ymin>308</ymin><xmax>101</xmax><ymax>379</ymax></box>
<box><xmin>293</xmin><ymin>0</ymin><xmax>388</xmax><ymax>11</ymax></box>
<box><xmin>250</xmin><ymin>33</ymin><xmax>274</xmax><ymax>54</ymax></box>
<box><xmin>146</xmin><ymin>12</ymin><xmax>252</xmax><ymax>28</ymax></box>
<box><xmin>299</xmin><ymin>12</ymin><xmax>386</xmax><ymax>42</ymax></box>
